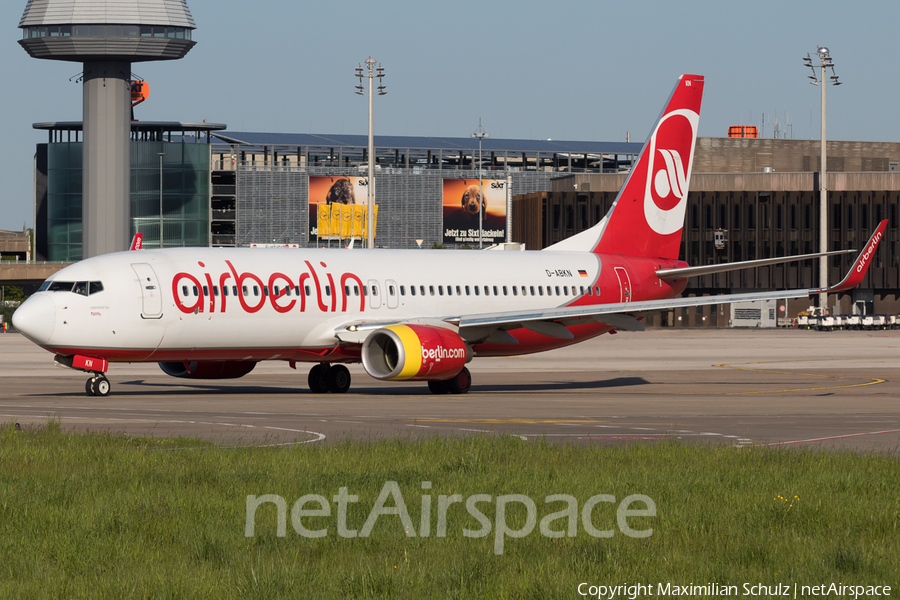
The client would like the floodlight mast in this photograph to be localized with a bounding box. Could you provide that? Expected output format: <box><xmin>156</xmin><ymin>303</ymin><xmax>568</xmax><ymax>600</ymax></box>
<box><xmin>471</xmin><ymin>120</ymin><xmax>489</xmax><ymax>248</ymax></box>
<box><xmin>356</xmin><ymin>57</ymin><xmax>385</xmax><ymax>249</ymax></box>
<box><xmin>803</xmin><ymin>47</ymin><xmax>841</xmax><ymax>310</ymax></box>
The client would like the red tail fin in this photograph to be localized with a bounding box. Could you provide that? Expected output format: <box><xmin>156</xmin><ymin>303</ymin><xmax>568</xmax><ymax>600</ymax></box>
<box><xmin>593</xmin><ymin>74</ymin><xmax>704</xmax><ymax>259</ymax></box>
<box><xmin>130</xmin><ymin>233</ymin><xmax>143</xmax><ymax>251</ymax></box>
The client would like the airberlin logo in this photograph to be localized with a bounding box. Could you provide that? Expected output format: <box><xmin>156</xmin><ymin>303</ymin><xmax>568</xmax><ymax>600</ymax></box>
<box><xmin>422</xmin><ymin>346</ymin><xmax>466</xmax><ymax>361</ymax></box>
<box><xmin>172</xmin><ymin>260</ymin><xmax>365</xmax><ymax>315</ymax></box>
<box><xmin>856</xmin><ymin>231</ymin><xmax>882</xmax><ymax>273</ymax></box>
<box><xmin>643</xmin><ymin>108</ymin><xmax>699</xmax><ymax>236</ymax></box>
<box><xmin>653</xmin><ymin>149</ymin><xmax>687</xmax><ymax>202</ymax></box>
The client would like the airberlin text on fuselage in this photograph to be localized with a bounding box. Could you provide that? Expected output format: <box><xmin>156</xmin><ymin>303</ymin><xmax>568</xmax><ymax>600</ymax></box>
<box><xmin>172</xmin><ymin>260</ymin><xmax>365</xmax><ymax>315</ymax></box>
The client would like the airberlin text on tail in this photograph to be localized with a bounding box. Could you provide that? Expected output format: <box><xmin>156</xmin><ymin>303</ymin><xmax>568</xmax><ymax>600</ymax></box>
<box><xmin>594</xmin><ymin>74</ymin><xmax>704</xmax><ymax>260</ymax></box>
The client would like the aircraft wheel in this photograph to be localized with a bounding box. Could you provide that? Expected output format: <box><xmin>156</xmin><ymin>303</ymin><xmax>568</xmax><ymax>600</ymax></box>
<box><xmin>308</xmin><ymin>364</ymin><xmax>329</xmax><ymax>393</ymax></box>
<box><xmin>327</xmin><ymin>365</ymin><xmax>351</xmax><ymax>394</ymax></box>
<box><xmin>447</xmin><ymin>367</ymin><xmax>472</xmax><ymax>395</ymax></box>
<box><xmin>427</xmin><ymin>380</ymin><xmax>449</xmax><ymax>395</ymax></box>
<box><xmin>85</xmin><ymin>377</ymin><xmax>96</xmax><ymax>397</ymax></box>
<box><xmin>91</xmin><ymin>376</ymin><xmax>111</xmax><ymax>397</ymax></box>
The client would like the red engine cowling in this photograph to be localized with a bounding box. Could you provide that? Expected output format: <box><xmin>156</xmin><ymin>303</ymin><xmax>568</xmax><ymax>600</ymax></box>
<box><xmin>361</xmin><ymin>324</ymin><xmax>470</xmax><ymax>381</ymax></box>
<box><xmin>158</xmin><ymin>360</ymin><xmax>257</xmax><ymax>379</ymax></box>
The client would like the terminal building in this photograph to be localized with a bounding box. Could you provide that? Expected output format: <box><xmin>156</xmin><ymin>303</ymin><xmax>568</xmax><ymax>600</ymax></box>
<box><xmin>28</xmin><ymin>125</ymin><xmax>900</xmax><ymax>323</ymax></box>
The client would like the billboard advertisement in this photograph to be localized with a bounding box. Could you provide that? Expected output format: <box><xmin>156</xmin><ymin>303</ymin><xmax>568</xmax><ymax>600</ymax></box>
<box><xmin>309</xmin><ymin>176</ymin><xmax>376</xmax><ymax>240</ymax></box>
<box><xmin>442</xmin><ymin>178</ymin><xmax>507</xmax><ymax>245</ymax></box>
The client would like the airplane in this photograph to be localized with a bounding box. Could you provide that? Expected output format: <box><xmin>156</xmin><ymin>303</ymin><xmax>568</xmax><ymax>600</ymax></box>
<box><xmin>12</xmin><ymin>74</ymin><xmax>887</xmax><ymax>398</ymax></box>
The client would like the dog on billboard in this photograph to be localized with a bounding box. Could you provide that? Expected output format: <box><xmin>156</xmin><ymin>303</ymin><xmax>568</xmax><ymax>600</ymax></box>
<box><xmin>457</xmin><ymin>184</ymin><xmax>485</xmax><ymax>222</ymax></box>
<box><xmin>325</xmin><ymin>178</ymin><xmax>356</xmax><ymax>205</ymax></box>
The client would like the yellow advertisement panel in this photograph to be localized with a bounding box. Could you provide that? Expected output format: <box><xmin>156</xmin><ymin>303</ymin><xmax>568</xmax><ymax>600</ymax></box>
<box><xmin>309</xmin><ymin>176</ymin><xmax>375</xmax><ymax>240</ymax></box>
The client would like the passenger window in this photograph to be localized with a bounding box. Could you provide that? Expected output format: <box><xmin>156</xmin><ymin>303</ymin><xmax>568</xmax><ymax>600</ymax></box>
<box><xmin>438</xmin><ymin>286</ymin><xmax>444</xmax><ymax>296</ymax></box>
<box><xmin>493</xmin><ymin>286</ymin><xmax>499</xmax><ymax>296</ymax></box>
<box><xmin>193</xmin><ymin>286</ymin><xmax>199</xmax><ymax>297</ymax></box>
<box><xmin>182</xmin><ymin>285</ymin><xmax>188</xmax><ymax>296</ymax></box>
<box><xmin>555</xmin><ymin>286</ymin><xmax>560</xmax><ymax>296</ymax></box>
<box><xmin>538</xmin><ymin>287</ymin><xmax>543</xmax><ymax>296</ymax></box>
<box><xmin>355</xmin><ymin>285</ymin><xmax>361</xmax><ymax>296</ymax></box>
<box><xmin>285</xmin><ymin>287</ymin><xmax>291</xmax><ymax>297</ymax></box>
<box><xmin>428</xmin><ymin>285</ymin><xmax>435</xmax><ymax>296</ymax></box>
<box><xmin>587</xmin><ymin>287</ymin><xmax>593</xmax><ymax>296</ymax></box>
<box><xmin>325</xmin><ymin>286</ymin><xmax>331</xmax><ymax>297</ymax></box>
<box><xmin>521</xmin><ymin>286</ymin><xmax>526</xmax><ymax>295</ymax></box>
<box><xmin>580</xmin><ymin>286</ymin><xmax>584</xmax><ymax>295</ymax></box>
<box><xmin>345</xmin><ymin>285</ymin><xmax>350</xmax><ymax>296</ymax></box>
<box><xmin>484</xmin><ymin>286</ymin><xmax>490</xmax><ymax>296</ymax></box>
<box><xmin>253</xmin><ymin>286</ymin><xmax>259</xmax><ymax>297</ymax></box>
<box><xmin>512</xmin><ymin>287</ymin><xmax>518</xmax><ymax>296</ymax></box>
<box><xmin>474</xmin><ymin>286</ymin><xmax>480</xmax><ymax>296</ymax></box>
<box><xmin>465</xmin><ymin>286</ymin><xmax>470</xmax><ymax>296</ymax></box>
<box><xmin>362</xmin><ymin>286</ymin><xmax>367</xmax><ymax>296</ymax></box>
<box><xmin>456</xmin><ymin>286</ymin><xmax>461</xmax><ymax>295</ymax></box>
<box><xmin>530</xmin><ymin>286</ymin><xmax>535</xmax><ymax>295</ymax></box>
<box><xmin>242</xmin><ymin>285</ymin><xmax>248</xmax><ymax>296</ymax></box>
<box><xmin>389</xmin><ymin>285</ymin><xmax>395</xmax><ymax>296</ymax></box>
<box><xmin>262</xmin><ymin>286</ymin><xmax>269</xmax><ymax>297</ymax></box>
<box><xmin>547</xmin><ymin>286</ymin><xmax>553</xmax><ymax>296</ymax></box>
<box><xmin>562</xmin><ymin>286</ymin><xmax>567</xmax><ymax>296</ymax></box>
<box><xmin>411</xmin><ymin>286</ymin><xmax>416</xmax><ymax>296</ymax></box>
<box><xmin>502</xmin><ymin>286</ymin><xmax>507</xmax><ymax>296</ymax></box>
<box><xmin>89</xmin><ymin>281</ymin><xmax>104</xmax><ymax>295</ymax></box>
<box><xmin>223</xmin><ymin>286</ymin><xmax>229</xmax><ymax>297</ymax></box>
<box><xmin>305</xmin><ymin>285</ymin><xmax>311</xmax><ymax>296</ymax></box>
<box><xmin>572</xmin><ymin>286</ymin><xmax>577</xmax><ymax>295</ymax></box>
<box><xmin>594</xmin><ymin>286</ymin><xmax>600</xmax><ymax>295</ymax></box>
<box><xmin>371</xmin><ymin>286</ymin><xmax>378</xmax><ymax>297</ymax></box>
<box><xmin>203</xmin><ymin>286</ymin><xmax>209</xmax><ymax>297</ymax></box>
<box><xmin>420</xmin><ymin>286</ymin><xmax>425</xmax><ymax>296</ymax></box>
<box><xmin>400</xmin><ymin>285</ymin><xmax>405</xmax><ymax>296</ymax></box>
<box><xmin>446</xmin><ymin>285</ymin><xmax>452</xmax><ymax>296</ymax></box>
<box><xmin>294</xmin><ymin>286</ymin><xmax>300</xmax><ymax>296</ymax></box>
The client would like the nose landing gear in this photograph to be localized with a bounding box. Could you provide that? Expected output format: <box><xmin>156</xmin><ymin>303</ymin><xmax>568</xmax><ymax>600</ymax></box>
<box><xmin>85</xmin><ymin>374</ymin><xmax>111</xmax><ymax>397</ymax></box>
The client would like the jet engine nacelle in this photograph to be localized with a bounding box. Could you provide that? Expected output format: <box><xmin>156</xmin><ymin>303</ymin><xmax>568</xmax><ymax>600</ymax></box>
<box><xmin>158</xmin><ymin>360</ymin><xmax>257</xmax><ymax>379</ymax></box>
<box><xmin>361</xmin><ymin>324</ymin><xmax>471</xmax><ymax>381</ymax></box>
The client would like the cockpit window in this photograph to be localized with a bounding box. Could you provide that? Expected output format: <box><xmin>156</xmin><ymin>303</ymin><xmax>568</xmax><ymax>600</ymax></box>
<box><xmin>43</xmin><ymin>280</ymin><xmax>104</xmax><ymax>295</ymax></box>
<box><xmin>47</xmin><ymin>281</ymin><xmax>74</xmax><ymax>292</ymax></box>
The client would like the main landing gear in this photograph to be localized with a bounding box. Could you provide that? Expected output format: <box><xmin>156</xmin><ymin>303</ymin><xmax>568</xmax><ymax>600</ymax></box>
<box><xmin>427</xmin><ymin>367</ymin><xmax>472</xmax><ymax>395</ymax></box>
<box><xmin>308</xmin><ymin>363</ymin><xmax>351</xmax><ymax>394</ymax></box>
<box><xmin>85</xmin><ymin>374</ymin><xmax>111</xmax><ymax>397</ymax></box>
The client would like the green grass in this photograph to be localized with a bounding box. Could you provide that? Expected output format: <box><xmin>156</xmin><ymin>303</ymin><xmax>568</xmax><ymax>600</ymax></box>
<box><xmin>1</xmin><ymin>422</ymin><xmax>898</xmax><ymax>599</ymax></box>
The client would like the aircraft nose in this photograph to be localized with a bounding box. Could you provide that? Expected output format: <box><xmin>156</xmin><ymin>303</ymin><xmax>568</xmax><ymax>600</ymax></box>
<box><xmin>12</xmin><ymin>295</ymin><xmax>56</xmax><ymax>346</ymax></box>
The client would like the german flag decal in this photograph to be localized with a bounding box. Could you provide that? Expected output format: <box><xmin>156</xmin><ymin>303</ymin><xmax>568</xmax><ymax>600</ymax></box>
<box><xmin>578</xmin><ymin>269</ymin><xmax>589</xmax><ymax>277</ymax></box>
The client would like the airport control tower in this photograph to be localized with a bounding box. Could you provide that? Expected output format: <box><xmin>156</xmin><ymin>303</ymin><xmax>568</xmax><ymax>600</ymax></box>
<box><xmin>19</xmin><ymin>0</ymin><xmax>196</xmax><ymax>258</ymax></box>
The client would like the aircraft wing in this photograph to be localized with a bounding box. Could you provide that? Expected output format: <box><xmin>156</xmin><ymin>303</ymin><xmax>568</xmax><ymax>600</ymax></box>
<box><xmin>335</xmin><ymin>221</ymin><xmax>886</xmax><ymax>344</ymax></box>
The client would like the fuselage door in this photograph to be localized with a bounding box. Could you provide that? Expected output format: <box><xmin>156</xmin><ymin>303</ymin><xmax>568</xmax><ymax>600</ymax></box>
<box><xmin>385</xmin><ymin>279</ymin><xmax>399</xmax><ymax>309</ymax></box>
<box><xmin>131</xmin><ymin>263</ymin><xmax>163</xmax><ymax>318</ymax></box>
<box><xmin>614</xmin><ymin>266</ymin><xmax>632</xmax><ymax>303</ymax></box>
<box><xmin>367</xmin><ymin>279</ymin><xmax>382</xmax><ymax>310</ymax></box>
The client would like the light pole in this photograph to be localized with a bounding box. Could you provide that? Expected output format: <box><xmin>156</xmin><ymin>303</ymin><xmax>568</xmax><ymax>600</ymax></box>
<box><xmin>157</xmin><ymin>152</ymin><xmax>165</xmax><ymax>248</ymax></box>
<box><xmin>471</xmin><ymin>119</ymin><xmax>489</xmax><ymax>248</ymax></box>
<box><xmin>803</xmin><ymin>47</ymin><xmax>841</xmax><ymax>310</ymax></box>
<box><xmin>355</xmin><ymin>57</ymin><xmax>386</xmax><ymax>249</ymax></box>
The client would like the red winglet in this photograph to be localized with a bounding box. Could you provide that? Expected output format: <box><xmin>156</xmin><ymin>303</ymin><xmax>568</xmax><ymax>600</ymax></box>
<box><xmin>819</xmin><ymin>220</ymin><xmax>887</xmax><ymax>293</ymax></box>
<box><xmin>130</xmin><ymin>233</ymin><xmax>143</xmax><ymax>251</ymax></box>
